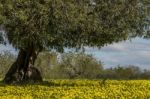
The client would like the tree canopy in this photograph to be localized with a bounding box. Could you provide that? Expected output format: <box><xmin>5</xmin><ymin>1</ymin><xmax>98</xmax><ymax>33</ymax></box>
<box><xmin>0</xmin><ymin>0</ymin><xmax>148</xmax><ymax>52</ymax></box>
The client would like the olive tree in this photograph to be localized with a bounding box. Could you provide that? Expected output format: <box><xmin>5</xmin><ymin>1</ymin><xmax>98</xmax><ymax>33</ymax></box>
<box><xmin>0</xmin><ymin>0</ymin><xmax>148</xmax><ymax>83</ymax></box>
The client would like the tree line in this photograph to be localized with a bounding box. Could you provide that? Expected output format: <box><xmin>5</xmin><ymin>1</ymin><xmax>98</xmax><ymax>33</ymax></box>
<box><xmin>0</xmin><ymin>51</ymin><xmax>149</xmax><ymax>80</ymax></box>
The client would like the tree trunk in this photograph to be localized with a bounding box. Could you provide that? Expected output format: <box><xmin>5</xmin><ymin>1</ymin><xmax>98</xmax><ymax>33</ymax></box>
<box><xmin>3</xmin><ymin>48</ymin><xmax>42</xmax><ymax>84</ymax></box>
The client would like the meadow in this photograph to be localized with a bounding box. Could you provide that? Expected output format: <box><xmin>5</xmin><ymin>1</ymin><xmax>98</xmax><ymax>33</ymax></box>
<box><xmin>0</xmin><ymin>80</ymin><xmax>149</xmax><ymax>99</ymax></box>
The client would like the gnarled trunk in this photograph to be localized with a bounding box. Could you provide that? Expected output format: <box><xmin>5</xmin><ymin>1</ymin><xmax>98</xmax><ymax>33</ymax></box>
<box><xmin>3</xmin><ymin>48</ymin><xmax>42</xmax><ymax>84</ymax></box>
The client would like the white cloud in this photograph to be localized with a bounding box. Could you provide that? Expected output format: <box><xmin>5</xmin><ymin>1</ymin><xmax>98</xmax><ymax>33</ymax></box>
<box><xmin>85</xmin><ymin>37</ymin><xmax>150</xmax><ymax>70</ymax></box>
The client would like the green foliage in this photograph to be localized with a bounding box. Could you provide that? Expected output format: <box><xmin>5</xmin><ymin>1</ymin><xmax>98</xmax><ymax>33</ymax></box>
<box><xmin>55</xmin><ymin>52</ymin><xmax>103</xmax><ymax>79</ymax></box>
<box><xmin>34</xmin><ymin>52</ymin><xmax>103</xmax><ymax>79</ymax></box>
<box><xmin>141</xmin><ymin>69</ymin><xmax>150</xmax><ymax>79</ymax></box>
<box><xmin>99</xmin><ymin>65</ymin><xmax>148</xmax><ymax>79</ymax></box>
<box><xmin>0</xmin><ymin>0</ymin><xmax>148</xmax><ymax>51</ymax></box>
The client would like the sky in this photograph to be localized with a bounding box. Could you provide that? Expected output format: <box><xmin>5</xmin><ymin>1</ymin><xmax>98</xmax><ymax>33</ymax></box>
<box><xmin>0</xmin><ymin>37</ymin><xmax>150</xmax><ymax>70</ymax></box>
<box><xmin>85</xmin><ymin>38</ymin><xmax>150</xmax><ymax>70</ymax></box>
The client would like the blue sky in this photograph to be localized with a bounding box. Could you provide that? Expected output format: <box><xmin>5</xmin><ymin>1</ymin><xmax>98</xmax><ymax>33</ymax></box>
<box><xmin>0</xmin><ymin>37</ymin><xmax>150</xmax><ymax>70</ymax></box>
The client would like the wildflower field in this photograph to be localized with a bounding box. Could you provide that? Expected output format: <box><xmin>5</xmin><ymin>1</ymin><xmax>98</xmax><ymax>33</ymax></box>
<box><xmin>0</xmin><ymin>80</ymin><xmax>149</xmax><ymax>99</ymax></box>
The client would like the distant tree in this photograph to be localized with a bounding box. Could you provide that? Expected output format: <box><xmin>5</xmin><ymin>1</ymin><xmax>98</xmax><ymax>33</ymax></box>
<box><xmin>54</xmin><ymin>52</ymin><xmax>103</xmax><ymax>79</ymax></box>
<box><xmin>126</xmin><ymin>65</ymin><xmax>141</xmax><ymax>79</ymax></box>
<box><xmin>0</xmin><ymin>0</ymin><xmax>148</xmax><ymax>83</ymax></box>
<box><xmin>99</xmin><ymin>68</ymin><xmax>117</xmax><ymax>79</ymax></box>
<box><xmin>141</xmin><ymin>69</ymin><xmax>150</xmax><ymax>79</ymax></box>
<box><xmin>100</xmin><ymin>65</ymin><xmax>146</xmax><ymax>79</ymax></box>
<box><xmin>113</xmin><ymin>65</ymin><xmax>141</xmax><ymax>79</ymax></box>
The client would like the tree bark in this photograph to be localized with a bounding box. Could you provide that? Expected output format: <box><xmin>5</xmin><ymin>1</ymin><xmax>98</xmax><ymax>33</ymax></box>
<box><xmin>3</xmin><ymin>48</ymin><xmax>42</xmax><ymax>84</ymax></box>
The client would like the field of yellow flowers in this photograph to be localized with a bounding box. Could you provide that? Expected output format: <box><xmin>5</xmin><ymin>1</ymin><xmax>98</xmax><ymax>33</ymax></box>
<box><xmin>0</xmin><ymin>80</ymin><xmax>149</xmax><ymax>99</ymax></box>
